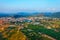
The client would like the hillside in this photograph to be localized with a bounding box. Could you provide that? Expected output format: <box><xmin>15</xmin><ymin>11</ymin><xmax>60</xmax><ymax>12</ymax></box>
<box><xmin>0</xmin><ymin>12</ymin><xmax>60</xmax><ymax>18</ymax></box>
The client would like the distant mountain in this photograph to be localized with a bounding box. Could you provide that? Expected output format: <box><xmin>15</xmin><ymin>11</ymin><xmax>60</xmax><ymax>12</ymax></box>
<box><xmin>0</xmin><ymin>12</ymin><xmax>60</xmax><ymax>18</ymax></box>
<box><xmin>13</xmin><ymin>12</ymin><xmax>32</xmax><ymax>18</ymax></box>
<box><xmin>0</xmin><ymin>13</ymin><xmax>9</xmax><ymax>17</ymax></box>
<box><xmin>52</xmin><ymin>12</ymin><xmax>60</xmax><ymax>18</ymax></box>
<box><xmin>0</xmin><ymin>13</ymin><xmax>16</xmax><ymax>17</ymax></box>
<box><xmin>13</xmin><ymin>12</ymin><xmax>40</xmax><ymax>18</ymax></box>
<box><xmin>37</xmin><ymin>12</ymin><xmax>60</xmax><ymax>18</ymax></box>
<box><xmin>44</xmin><ymin>12</ymin><xmax>53</xmax><ymax>17</ymax></box>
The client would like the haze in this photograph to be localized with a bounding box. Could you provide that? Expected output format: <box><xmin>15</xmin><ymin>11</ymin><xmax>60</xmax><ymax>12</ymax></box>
<box><xmin>0</xmin><ymin>0</ymin><xmax>60</xmax><ymax>13</ymax></box>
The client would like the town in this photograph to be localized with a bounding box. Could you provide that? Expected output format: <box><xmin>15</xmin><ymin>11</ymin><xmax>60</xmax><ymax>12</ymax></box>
<box><xmin>0</xmin><ymin>16</ymin><xmax>60</xmax><ymax>40</ymax></box>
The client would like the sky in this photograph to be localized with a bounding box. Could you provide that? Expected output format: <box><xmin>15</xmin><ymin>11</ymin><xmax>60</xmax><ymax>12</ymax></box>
<box><xmin>0</xmin><ymin>0</ymin><xmax>60</xmax><ymax>13</ymax></box>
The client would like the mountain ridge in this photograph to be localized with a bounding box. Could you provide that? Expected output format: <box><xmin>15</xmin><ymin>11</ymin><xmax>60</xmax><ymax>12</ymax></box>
<box><xmin>0</xmin><ymin>12</ymin><xmax>60</xmax><ymax>18</ymax></box>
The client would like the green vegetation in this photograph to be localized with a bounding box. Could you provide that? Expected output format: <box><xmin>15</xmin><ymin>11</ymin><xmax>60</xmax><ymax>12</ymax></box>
<box><xmin>21</xmin><ymin>24</ymin><xmax>60</xmax><ymax>40</ymax></box>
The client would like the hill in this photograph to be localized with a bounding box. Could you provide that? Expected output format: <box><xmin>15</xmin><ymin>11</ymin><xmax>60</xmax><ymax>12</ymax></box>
<box><xmin>0</xmin><ymin>12</ymin><xmax>60</xmax><ymax>18</ymax></box>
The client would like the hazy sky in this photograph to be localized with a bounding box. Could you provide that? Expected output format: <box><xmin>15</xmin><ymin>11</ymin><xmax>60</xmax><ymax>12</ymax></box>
<box><xmin>0</xmin><ymin>0</ymin><xmax>60</xmax><ymax>13</ymax></box>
